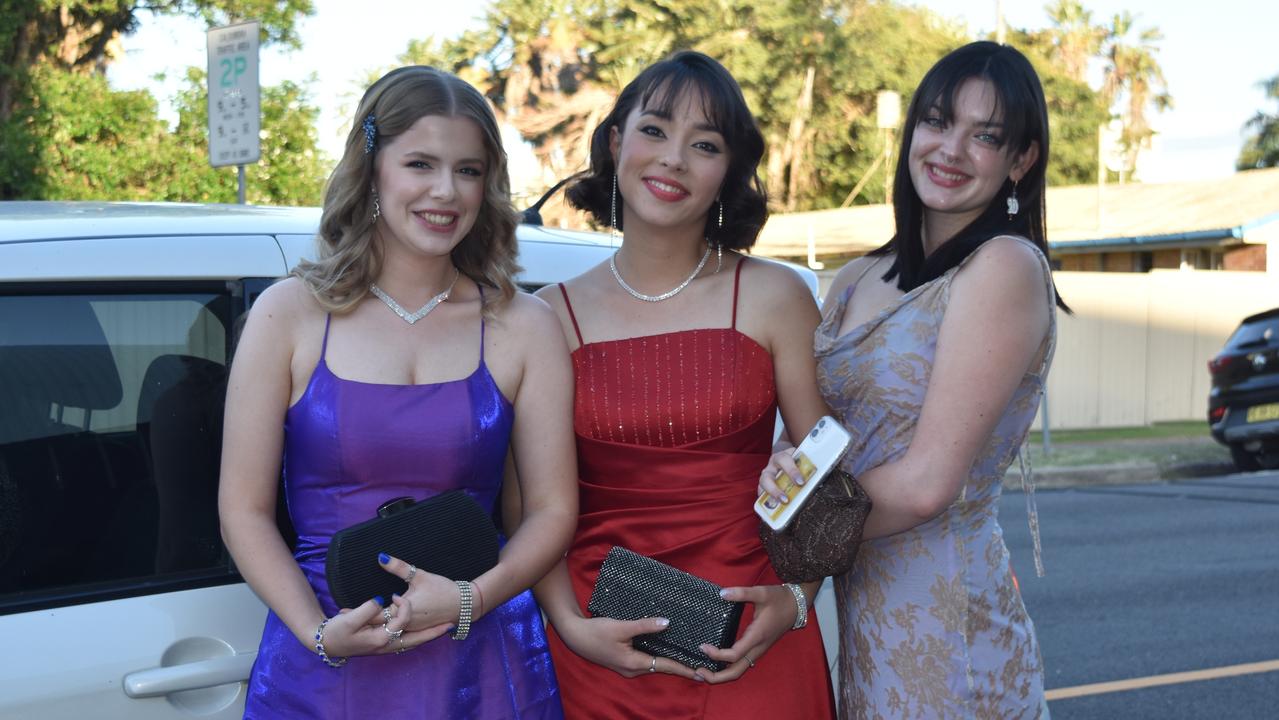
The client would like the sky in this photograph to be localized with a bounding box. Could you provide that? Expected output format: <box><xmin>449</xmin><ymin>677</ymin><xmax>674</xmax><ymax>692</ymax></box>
<box><xmin>108</xmin><ymin>0</ymin><xmax>1277</xmax><ymax>186</ymax></box>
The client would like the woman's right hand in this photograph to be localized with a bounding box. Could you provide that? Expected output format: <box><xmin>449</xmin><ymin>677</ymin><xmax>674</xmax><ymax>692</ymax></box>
<box><xmin>557</xmin><ymin>614</ymin><xmax>701</xmax><ymax>681</ymax></box>
<box><xmin>307</xmin><ymin>594</ymin><xmax>446</xmax><ymax>658</ymax></box>
<box><xmin>758</xmin><ymin>442</ymin><xmax>803</xmax><ymax>504</ymax></box>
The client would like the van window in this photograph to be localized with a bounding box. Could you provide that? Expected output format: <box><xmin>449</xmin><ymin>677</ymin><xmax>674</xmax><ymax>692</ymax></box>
<box><xmin>0</xmin><ymin>289</ymin><xmax>235</xmax><ymax>612</ymax></box>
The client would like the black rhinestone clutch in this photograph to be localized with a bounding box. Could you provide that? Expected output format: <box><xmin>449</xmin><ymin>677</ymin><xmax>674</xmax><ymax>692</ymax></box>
<box><xmin>325</xmin><ymin>491</ymin><xmax>499</xmax><ymax>610</ymax></box>
<box><xmin>587</xmin><ymin>546</ymin><xmax>744</xmax><ymax>671</ymax></box>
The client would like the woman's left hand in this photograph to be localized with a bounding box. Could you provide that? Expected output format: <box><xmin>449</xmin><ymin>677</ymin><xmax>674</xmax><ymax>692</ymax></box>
<box><xmin>693</xmin><ymin>584</ymin><xmax>799</xmax><ymax>683</ymax></box>
<box><xmin>377</xmin><ymin>553</ymin><xmax>464</xmax><ymax>635</ymax></box>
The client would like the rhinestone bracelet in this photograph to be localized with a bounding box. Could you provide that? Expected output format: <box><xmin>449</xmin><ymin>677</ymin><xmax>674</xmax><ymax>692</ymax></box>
<box><xmin>314</xmin><ymin>618</ymin><xmax>348</xmax><ymax>668</ymax></box>
<box><xmin>783</xmin><ymin>583</ymin><xmax>808</xmax><ymax>630</ymax></box>
<box><xmin>452</xmin><ymin>580</ymin><xmax>474</xmax><ymax>640</ymax></box>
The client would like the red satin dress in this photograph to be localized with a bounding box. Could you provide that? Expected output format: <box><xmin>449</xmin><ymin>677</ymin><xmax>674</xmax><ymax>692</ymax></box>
<box><xmin>548</xmin><ymin>260</ymin><xmax>835</xmax><ymax>719</ymax></box>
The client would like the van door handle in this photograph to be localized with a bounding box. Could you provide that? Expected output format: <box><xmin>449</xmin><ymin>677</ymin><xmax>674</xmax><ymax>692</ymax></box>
<box><xmin>122</xmin><ymin>652</ymin><xmax>256</xmax><ymax>698</ymax></box>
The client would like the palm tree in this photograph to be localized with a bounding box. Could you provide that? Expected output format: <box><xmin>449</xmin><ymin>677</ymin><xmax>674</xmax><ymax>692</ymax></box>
<box><xmin>1100</xmin><ymin>12</ymin><xmax>1172</xmax><ymax>177</ymax></box>
<box><xmin>1238</xmin><ymin>74</ymin><xmax>1279</xmax><ymax>170</ymax></box>
<box><xmin>1043</xmin><ymin>0</ymin><xmax>1105</xmax><ymax>83</ymax></box>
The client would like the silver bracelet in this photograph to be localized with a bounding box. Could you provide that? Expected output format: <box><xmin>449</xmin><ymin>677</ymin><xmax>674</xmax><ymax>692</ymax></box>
<box><xmin>452</xmin><ymin>580</ymin><xmax>474</xmax><ymax>640</ymax></box>
<box><xmin>783</xmin><ymin>583</ymin><xmax>808</xmax><ymax>630</ymax></box>
<box><xmin>314</xmin><ymin>618</ymin><xmax>347</xmax><ymax>668</ymax></box>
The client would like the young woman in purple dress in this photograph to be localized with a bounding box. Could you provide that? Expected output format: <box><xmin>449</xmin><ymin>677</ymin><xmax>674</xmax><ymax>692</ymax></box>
<box><xmin>219</xmin><ymin>66</ymin><xmax>576</xmax><ymax>719</ymax></box>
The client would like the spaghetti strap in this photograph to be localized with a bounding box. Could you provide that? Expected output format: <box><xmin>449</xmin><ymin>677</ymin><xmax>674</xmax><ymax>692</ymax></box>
<box><xmin>320</xmin><ymin>314</ymin><xmax>332</xmax><ymax>359</ymax></box>
<box><xmin>477</xmin><ymin>286</ymin><xmax>486</xmax><ymax>361</ymax></box>
<box><xmin>730</xmin><ymin>256</ymin><xmax>747</xmax><ymax>330</ymax></box>
<box><xmin>558</xmin><ymin>283</ymin><xmax>585</xmax><ymax>346</ymax></box>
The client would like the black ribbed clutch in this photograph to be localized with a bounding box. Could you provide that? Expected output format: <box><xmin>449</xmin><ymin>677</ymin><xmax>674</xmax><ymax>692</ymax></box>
<box><xmin>325</xmin><ymin>491</ymin><xmax>499</xmax><ymax>610</ymax></box>
<box><xmin>587</xmin><ymin>546</ymin><xmax>744</xmax><ymax>671</ymax></box>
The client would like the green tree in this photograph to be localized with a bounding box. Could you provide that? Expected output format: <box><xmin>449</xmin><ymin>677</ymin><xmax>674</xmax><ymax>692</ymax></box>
<box><xmin>1099</xmin><ymin>11</ymin><xmax>1172</xmax><ymax>175</ymax></box>
<box><xmin>1041</xmin><ymin>0</ymin><xmax>1105</xmax><ymax>83</ymax></box>
<box><xmin>0</xmin><ymin>0</ymin><xmax>319</xmax><ymax>202</ymax></box>
<box><xmin>1237</xmin><ymin>73</ymin><xmax>1279</xmax><ymax>170</ymax></box>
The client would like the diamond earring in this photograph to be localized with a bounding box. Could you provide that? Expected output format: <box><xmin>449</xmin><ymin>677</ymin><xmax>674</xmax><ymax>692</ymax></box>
<box><xmin>371</xmin><ymin>188</ymin><xmax>381</xmax><ymax>222</ymax></box>
<box><xmin>1006</xmin><ymin>181</ymin><xmax>1020</xmax><ymax>220</ymax></box>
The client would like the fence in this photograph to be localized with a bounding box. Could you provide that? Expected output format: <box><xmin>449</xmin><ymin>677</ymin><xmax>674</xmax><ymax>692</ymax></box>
<box><xmin>1036</xmin><ymin>270</ymin><xmax>1279</xmax><ymax>429</ymax></box>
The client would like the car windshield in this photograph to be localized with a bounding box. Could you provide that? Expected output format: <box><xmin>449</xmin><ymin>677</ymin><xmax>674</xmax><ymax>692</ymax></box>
<box><xmin>1225</xmin><ymin>313</ymin><xmax>1279</xmax><ymax>350</ymax></box>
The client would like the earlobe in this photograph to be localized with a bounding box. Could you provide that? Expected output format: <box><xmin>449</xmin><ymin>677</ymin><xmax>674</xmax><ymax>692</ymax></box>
<box><xmin>1009</xmin><ymin>141</ymin><xmax>1040</xmax><ymax>183</ymax></box>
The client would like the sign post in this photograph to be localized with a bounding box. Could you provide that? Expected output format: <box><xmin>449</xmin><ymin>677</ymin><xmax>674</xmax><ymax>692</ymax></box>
<box><xmin>206</xmin><ymin>21</ymin><xmax>261</xmax><ymax>203</ymax></box>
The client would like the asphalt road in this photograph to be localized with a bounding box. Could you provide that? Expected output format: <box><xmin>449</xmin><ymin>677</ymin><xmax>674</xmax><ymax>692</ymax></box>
<box><xmin>1002</xmin><ymin>470</ymin><xmax>1279</xmax><ymax>719</ymax></box>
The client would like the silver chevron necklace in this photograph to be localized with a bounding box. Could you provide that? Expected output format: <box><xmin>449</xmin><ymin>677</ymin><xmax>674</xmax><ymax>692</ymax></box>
<box><xmin>369</xmin><ymin>268</ymin><xmax>460</xmax><ymax>325</ymax></box>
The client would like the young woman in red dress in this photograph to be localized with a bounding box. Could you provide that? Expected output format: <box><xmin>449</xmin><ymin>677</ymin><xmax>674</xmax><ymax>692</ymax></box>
<box><xmin>529</xmin><ymin>51</ymin><xmax>836</xmax><ymax>719</ymax></box>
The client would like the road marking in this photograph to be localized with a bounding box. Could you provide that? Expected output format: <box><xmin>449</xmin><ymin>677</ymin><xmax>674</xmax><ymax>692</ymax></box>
<box><xmin>1046</xmin><ymin>659</ymin><xmax>1279</xmax><ymax>700</ymax></box>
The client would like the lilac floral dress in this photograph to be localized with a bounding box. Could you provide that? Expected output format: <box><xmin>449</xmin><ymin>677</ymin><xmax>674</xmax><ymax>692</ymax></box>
<box><xmin>816</xmin><ymin>237</ymin><xmax>1055</xmax><ymax>719</ymax></box>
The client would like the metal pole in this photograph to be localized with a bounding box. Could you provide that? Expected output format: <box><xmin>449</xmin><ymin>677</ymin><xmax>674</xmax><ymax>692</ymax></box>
<box><xmin>237</xmin><ymin>165</ymin><xmax>246</xmax><ymax>204</ymax></box>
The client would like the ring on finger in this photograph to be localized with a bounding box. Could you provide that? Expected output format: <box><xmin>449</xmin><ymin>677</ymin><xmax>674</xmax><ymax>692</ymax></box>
<box><xmin>395</xmin><ymin>635</ymin><xmax>408</xmax><ymax>655</ymax></box>
<box><xmin>648</xmin><ymin>656</ymin><xmax>657</xmax><ymax>673</ymax></box>
<box><xmin>382</xmin><ymin>622</ymin><xmax>404</xmax><ymax>643</ymax></box>
<box><xmin>382</xmin><ymin>607</ymin><xmax>393</xmax><ymax>623</ymax></box>
<box><xmin>405</xmin><ymin>564</ymin><xmax>418</xmax><ymax>584</ymax></box>
<box><xmin>745</xmin><ymin>655</ymin><xmax>755</xmax><ymax>668</ymax></box>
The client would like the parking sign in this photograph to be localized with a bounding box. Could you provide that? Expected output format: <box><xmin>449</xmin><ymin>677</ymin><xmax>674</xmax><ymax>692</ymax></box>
<box><xmin>206</xmin><ymin>21</ymin><xmax>261</xmax><ymax>168</ymax></box>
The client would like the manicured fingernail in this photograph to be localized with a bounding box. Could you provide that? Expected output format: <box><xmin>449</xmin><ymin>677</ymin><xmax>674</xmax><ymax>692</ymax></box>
<box><xmin>392</xmin><ymin>593</ymin><xmax>400</xmax><ymax>601</ymax></box>
<box><xmin>374</xmin><ymin>595</ymin><xmax>385</xmax><ymax>606</ymax></box>
<box><xmin>694</xmin><ymin>674</ymin><xmax>705</xmax><ymax>682</ymax></box>
<box><xmin>378</xmin><ymin>552</ymin><xmax>390</xmax><ymax>564</ymax></box>
<box><xmin>719</xmin><ymin>589</ymin><xmax>729</xmax><ymax>598</ymax></box>
<box><xmin>656</xmin><ymin>618</ymin><xmax>670</xmax><ymax>627</ymax></box>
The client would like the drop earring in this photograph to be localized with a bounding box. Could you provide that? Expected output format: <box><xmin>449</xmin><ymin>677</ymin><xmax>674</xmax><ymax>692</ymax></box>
<box><xmin>371</xmin><ymin>188</ymin><xmax>381</xmax><ymax>222</ymax></box>
<box><xmin>1006</xmin><ymin>181</ymin><xmax>1020</xmax><ymax>220</ymax></box>
<box><xmin>717</xmin><ymin>199</ymin><xmax>724</xmax><ymax>228</ymax></box>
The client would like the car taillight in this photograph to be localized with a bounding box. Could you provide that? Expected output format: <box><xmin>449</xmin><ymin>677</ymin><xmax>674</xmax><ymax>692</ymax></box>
<box><xmin>1208</xmin><ymin>355</ymin><xmax>1235</xmax><ymax>374</ymax></box>
<box><xmin>1209</xmin><ymin>406</ymin><xmax>1227</xmax><ymax>423</ymax></box>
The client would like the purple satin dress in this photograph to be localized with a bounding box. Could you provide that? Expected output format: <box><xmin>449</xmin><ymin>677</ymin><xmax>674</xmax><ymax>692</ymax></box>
<box><xmin>243</xmin><ymin>310</ymin><xmax>563</xmax><ymax>719</ymax></box>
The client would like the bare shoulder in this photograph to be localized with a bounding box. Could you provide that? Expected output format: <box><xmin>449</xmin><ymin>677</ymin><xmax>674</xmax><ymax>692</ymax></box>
<box><xmin>245</xmin><ymin>277</ymin><xmax>322</xmax><ymax>333</ymax></box>
<box><xmin>740</xmin><ymin>256</ymin><xmax>815</xmax><ymax>309</ymax></box>
<box><xmin>951</xmin><ymin>237</ymin><xmax>1049</xmax><ymax>309</ymax></box>
<box><xmin>825</xmin><ymin>254</ymin><xmax>886</xmax><ymax>306</ymax></box>
<box><xmin>491</xmin><ymin>291</ymin><xmax>564</xmax><ymax>343</ymax></box>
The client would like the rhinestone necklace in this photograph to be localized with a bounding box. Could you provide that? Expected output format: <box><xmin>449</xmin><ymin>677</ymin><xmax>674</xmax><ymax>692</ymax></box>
<box><xmin>609</xmin><ymin>245</ymin><xmax>719</xmax><ymax>303</ymax></box>
<box><xmin>369</xmin><ymin>269</ymin><xmax>460</xmax><ymax>325</ymax></box>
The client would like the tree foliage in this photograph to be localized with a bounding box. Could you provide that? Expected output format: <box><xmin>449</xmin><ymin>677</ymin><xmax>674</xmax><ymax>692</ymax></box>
<box><xmin>1237</xmin><ymin>73</ymin><xmax>1279</xmax><ymax>170</ymax></box>
<box><xmin>0</xmin><ymin>0</ymin><xmax>322</xmax><ymax>203</ymax></box>
<box><xmin>405</xmin><ymin>0</ymin><xmax>1123</xmax><ymax>217</ymax></box>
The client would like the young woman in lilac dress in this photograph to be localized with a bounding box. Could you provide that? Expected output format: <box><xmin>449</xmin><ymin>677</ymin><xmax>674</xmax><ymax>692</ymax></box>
<box><xmin>764</xmin><ymin>42</ymin><xmax>1067</xmax><ymax>718</ymax></box>
<box><xmin>219</xmin><ymin>66</ymin><xmax>576</xmax><ymax>719</ymax></box>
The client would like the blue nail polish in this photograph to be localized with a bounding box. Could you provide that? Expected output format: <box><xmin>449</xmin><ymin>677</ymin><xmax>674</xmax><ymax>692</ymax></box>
<box><xmin>374</xmin><ymin>595</ymin><xmax>385</xmax><ymax>606</ymax></box>
<box><xmin>378</xmin><ymin>552</ymin><xmax>390</xmax><ymax>564</ymax></box>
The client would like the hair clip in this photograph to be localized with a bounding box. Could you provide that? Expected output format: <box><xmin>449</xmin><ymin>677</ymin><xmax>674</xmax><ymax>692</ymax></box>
<box><xmin>362</xmin><ymin>114</ymin><xmax>377</xmax><ymax>155</ymax></box>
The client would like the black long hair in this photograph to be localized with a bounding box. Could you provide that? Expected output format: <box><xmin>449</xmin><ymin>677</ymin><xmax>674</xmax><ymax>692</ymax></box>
<box><xmin>566</xmin><ymin>50</ymin><xmax>768</xmax><ymax>250</ymax></box>
<box><xmin>872</xmin><ymin>41</ymin><xmax>1068</xmax><ymax>310</ymax></box>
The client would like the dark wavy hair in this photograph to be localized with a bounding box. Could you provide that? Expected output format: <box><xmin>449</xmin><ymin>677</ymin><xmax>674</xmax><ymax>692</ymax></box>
<box><xmin>293</xmin><ymin>66</ymin><xmax>520</xmax><ymax>315</ymax></box>
<box><xmin>566</xmin><ymin>50</ymin><xmax>768</xmax><ymax>250</ymax></box>
<box><xmin>872</xmin><ymin>41</ymin><xmax>1068</xmax><ymax>310</ymax></box>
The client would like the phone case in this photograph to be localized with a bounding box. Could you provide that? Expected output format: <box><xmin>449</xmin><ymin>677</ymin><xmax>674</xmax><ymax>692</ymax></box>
<box><xmin>754</xmin><ymin>416</ymin><xmax>852</xmax><ymax>531</ymax></box>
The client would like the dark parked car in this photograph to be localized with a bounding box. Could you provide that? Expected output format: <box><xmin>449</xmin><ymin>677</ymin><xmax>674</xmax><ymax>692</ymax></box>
<box><xmin>1208</xmin><ymin>308</ymin><xmax>1279</xmax><ymax>471</ymax></box>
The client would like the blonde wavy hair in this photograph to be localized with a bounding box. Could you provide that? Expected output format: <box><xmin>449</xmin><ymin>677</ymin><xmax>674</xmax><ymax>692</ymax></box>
<box><xmin>293</xmin><ymin>66</ymin><xmax>520</xmax><ymax>315</ymax></box>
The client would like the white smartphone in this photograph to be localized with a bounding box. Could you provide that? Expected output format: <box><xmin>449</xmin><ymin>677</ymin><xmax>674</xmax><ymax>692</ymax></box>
<box><xmin>754</xmin><ymin>416</ymin><xmax>853</xmax><ymax>531</ymax></box>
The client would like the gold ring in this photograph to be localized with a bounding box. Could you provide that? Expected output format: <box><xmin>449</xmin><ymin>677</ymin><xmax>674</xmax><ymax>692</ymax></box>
<box><xmin>648</xmin><ymin>656</ymin><xmax>657</xmax><ymax>673</ymax></box>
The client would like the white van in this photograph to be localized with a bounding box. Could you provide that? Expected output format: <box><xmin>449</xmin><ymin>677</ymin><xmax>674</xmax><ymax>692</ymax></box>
<box><xmin>0</xmin><ymin>201</ymin><xmax>820</xmax><ymax>718</ymax></box>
